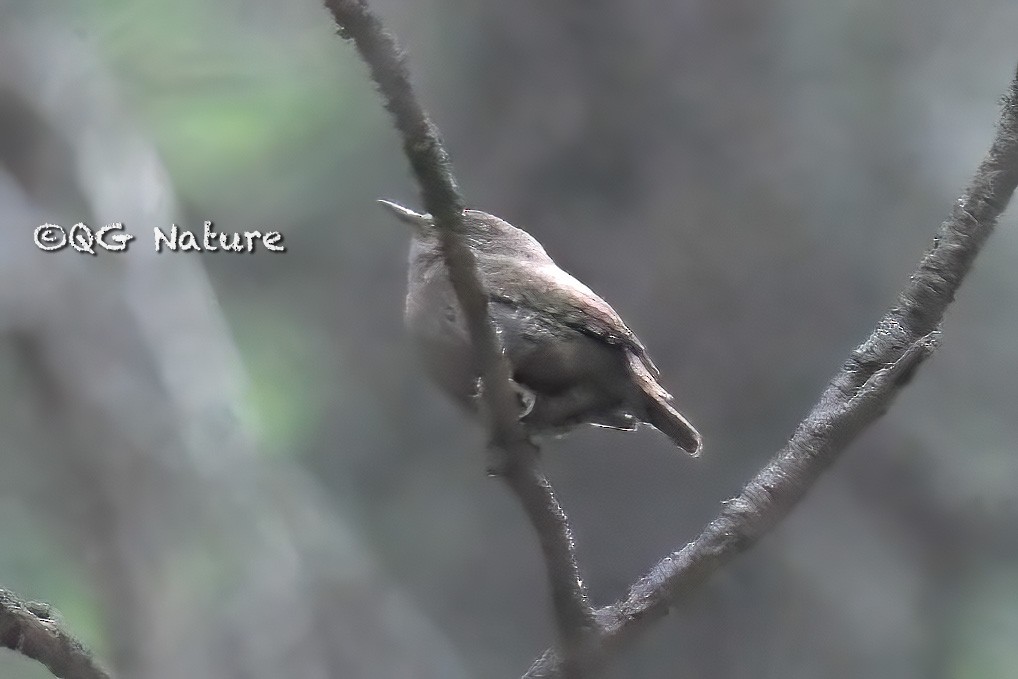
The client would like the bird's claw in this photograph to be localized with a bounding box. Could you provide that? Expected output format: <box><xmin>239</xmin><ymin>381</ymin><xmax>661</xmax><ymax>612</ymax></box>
<box><xmin>511</xmin><ymin>381</ymin><xmax>536</xmax><ymax>419</ymax></box>
<box><xmin>471</xmin><ymin>377</ymin><xmax>536</xmax><ymax>419</ymax></box>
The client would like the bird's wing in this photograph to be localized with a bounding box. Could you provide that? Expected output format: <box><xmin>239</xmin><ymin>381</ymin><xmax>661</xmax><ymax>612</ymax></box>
<box><xmin>483</xmin><ymin>258</ymin><xmax>663</xmax><ymax>380</ymax></box>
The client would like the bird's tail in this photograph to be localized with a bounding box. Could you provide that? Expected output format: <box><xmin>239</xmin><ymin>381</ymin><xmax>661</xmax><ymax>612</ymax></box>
<box><xmin>626</xmin><ymin>352</ymin><xmax>702</xmax><ymax>456</ymax></box>
<box><xmin>644</xmin><ymin>396</ymin><xmax>703</xmax><ymax>456</ymax></box>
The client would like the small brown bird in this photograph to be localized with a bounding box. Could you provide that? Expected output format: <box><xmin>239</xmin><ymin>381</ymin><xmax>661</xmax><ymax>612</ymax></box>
<box><xmin>381</xmin><ymin>200</ymin><xmax>702</xmax><ymax>456</ymax></box>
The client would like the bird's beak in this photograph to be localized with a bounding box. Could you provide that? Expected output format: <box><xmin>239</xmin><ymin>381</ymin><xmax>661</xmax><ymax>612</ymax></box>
<box><xmin>377</xmin><ymin>199</ymin><xmax>433</xmax><ymax>231</ymax></box>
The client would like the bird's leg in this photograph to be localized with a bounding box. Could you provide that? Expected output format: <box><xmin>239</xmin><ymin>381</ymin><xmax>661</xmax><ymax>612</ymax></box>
<box><xmin>472</xmin><ymin>376</ymin><xmax>536</xmax><ymax>419</ymax></box>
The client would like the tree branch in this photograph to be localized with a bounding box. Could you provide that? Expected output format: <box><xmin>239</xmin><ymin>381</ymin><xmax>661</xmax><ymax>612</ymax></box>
<box><xmin>524</xmin><ymin>66</ymin><xmax>1018</xmax><ymax>677</ymax></box>
<box><xmin>0</xmin><ymin>590</ymin><xmax>110</xmax><ymax>679</ymax></box>
<box><xmin>321</xmin><ymin>0</ymin><xmax>596</xmax><ymax>668</ymax></box>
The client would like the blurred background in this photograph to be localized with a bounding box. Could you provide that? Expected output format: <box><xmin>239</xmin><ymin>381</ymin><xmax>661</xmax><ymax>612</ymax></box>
<box><xmin>1</xmin><ymin>0</ymin><xmax>1017</xmax><ymax>677</ymax></box>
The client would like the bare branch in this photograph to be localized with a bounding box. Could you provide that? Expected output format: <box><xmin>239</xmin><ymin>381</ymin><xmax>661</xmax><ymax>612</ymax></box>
<box><xmin>0</xmin><ymin>590</ymin><xmax>110</xmax><ymax>679</ymax></box>
<box><xmin>321</xmin><ymin>0</ymin><xmax>596</xmax><ymax>666</ymax></box>
<box><xmin>524</xmin><ymin>66</ymin><xmax>1018</xmax><ymax>678</ymax></box>
<box><xmin>325</xmin><ymin>2</ymin><xmax>1018</xmax><ymax>676</ymax></box>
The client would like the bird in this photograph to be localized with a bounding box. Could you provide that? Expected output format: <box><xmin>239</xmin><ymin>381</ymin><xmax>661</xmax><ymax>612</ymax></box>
<box><xmin>380</xmin><ymin>199</ymin><xmax>702</xmax><ymax>456</ymax></box>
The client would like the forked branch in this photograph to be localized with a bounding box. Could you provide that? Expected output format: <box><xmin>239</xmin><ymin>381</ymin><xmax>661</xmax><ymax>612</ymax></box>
<box><xmin>322</xmin><ymin>1</ymin><xmax>1018</xmax><ymax>677</ymax></box>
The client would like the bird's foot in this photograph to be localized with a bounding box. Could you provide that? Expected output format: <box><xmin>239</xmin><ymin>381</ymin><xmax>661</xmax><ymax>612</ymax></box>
<box><xmin>511</xmin><ymin>380</ymin><xmax>536</xmax><ymax>419</ymax></box>
<box><xmin>471</xmin><ymin>376</ymin><xmax>536</xmax><ymax>419</ymax></box>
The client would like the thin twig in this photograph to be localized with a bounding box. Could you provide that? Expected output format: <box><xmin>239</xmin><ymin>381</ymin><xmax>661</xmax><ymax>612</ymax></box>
<box><xmin>524</xmin><ymin>66</ymin><xmax>1018</xmax><ymax>678</ymax></box>
<box><xmin>322</xmin><ymin>0</ymin><xmax>597</xmax><ymax>668</ymax></box>
<box><xmin>0</xmin><ymin>590</ymin><xmax>111</xmax><ymax>679</ymax></box>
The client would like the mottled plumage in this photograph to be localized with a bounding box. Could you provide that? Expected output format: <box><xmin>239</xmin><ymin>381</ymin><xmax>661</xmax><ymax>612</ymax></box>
<box><xmin>381</xmin><ymin>200</ymin><xmax>702</xmax><ymax>455</ymax></box>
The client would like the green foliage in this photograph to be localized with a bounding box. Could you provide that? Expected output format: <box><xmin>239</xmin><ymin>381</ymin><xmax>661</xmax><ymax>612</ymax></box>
<box><xmin>0</xmin><ymin>501</ymin><xmax>106</xmax><ymax>678</ymax></box>
<box><xmin>80</xmin><ymin>0</ymin><xmax>380</xmax><ymax>222</ymax></box>
<box><xmin>228</xmin><ymin>301</ymin><xmax>338</xmax><ymax>457</ymax></box>
<box><xmin>950</xmin><ymin>566</ymin><xmax>1018</xmax><ymax>679</ymax></box>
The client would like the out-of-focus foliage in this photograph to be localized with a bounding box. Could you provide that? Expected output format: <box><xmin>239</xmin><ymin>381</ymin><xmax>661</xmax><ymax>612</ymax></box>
<box><xmin>1</xmin><ymin>0</ymin><xmax>1017</xmax><ymax>677</ymax></box>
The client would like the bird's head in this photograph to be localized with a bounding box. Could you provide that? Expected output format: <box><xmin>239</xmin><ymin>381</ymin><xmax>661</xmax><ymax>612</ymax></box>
<box><xmin>377</xmin><ymin>199</ymin><xmax>550</xmax><ymax>262</ymax></box>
